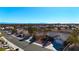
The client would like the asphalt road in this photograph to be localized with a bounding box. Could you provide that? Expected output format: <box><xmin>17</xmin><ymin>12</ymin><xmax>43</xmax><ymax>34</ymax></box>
<box><xmin>0</xmin><ymin>30</ymin><xmax>52</xmax><ymax>51</ymax></box>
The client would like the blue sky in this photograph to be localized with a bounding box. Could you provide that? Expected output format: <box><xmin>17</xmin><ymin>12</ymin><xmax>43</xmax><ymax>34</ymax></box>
<box><xmin>0</xmin><ymin>7</ymin><xmax>79</xmax><ymax>24</ymax></box>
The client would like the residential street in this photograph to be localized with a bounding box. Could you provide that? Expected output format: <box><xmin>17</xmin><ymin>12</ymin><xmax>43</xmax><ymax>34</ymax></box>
<box><xmin>0</xmin><ymin>30</ymin><xmax>52</xmax><ymax>51</ymax></box>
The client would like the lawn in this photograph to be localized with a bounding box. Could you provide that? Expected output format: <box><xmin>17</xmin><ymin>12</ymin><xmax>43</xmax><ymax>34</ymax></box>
<box><xmin>0</xmin><ymin>48</ymin><xmax>6</xmax><ymax>51</ymax></box>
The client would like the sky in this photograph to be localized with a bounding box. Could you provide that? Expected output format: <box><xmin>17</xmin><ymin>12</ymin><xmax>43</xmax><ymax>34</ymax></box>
<box><xmin>0</xmin><ymin>7</ymin><xmax>79</xmax><ymax>24</ymax></box>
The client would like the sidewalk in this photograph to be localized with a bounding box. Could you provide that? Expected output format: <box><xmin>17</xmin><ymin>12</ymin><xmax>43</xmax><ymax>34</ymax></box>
<box><xmin>0</xmin><ymin>36</ymin><xmax>24</xmax><ymax>51</ymax></box>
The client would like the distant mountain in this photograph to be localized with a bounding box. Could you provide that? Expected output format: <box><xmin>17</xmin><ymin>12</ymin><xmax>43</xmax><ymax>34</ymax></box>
<box><xmin>0</xmin><ymin>22</ymin><xmax>79</xmax><ymax>24</ymax></box>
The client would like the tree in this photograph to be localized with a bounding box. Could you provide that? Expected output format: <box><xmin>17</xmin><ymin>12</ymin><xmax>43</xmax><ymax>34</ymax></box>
<box><xmin>64</xmin><ymin>29</ymin><xmax>79</xmax><ymax>50</ymax></box>
<box><xmin>28</xmin><ymin>26</ymin><xmax>38</xmax><ymax>36</ymax></box>
<box><xmin>0</xmin><ymin>32</ymin><xmax>3</xmax><ymax>37</ymax></box>
<box><xmin>11</xmin><ymin>28</ymin><xmax>17</xmax><ymax>34</ymax></box>
<box><xmin>67</xmin><ymin>29</ymin><xmax>79</xmax><ymax>44</ymax></box>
